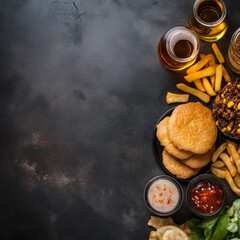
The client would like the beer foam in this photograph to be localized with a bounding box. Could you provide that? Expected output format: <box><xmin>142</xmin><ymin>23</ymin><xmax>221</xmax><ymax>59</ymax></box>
<box><xmin>169</xmin><ymin>29</ymin><xmax>198</xmax><ymax>57</ymax></box>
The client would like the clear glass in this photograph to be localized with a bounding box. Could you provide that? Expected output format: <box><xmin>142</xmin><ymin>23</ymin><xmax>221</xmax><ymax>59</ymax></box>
<box><xmin>227</xmin><ymin>28</ymin><xmax>240</xmax><ymax>74</ymax></box>
<box><xmin>157</xmin><ymin>26</ymin><xmax>200</xmax><ymax>71</ymax></box>
<box><xmin>188</xmin><ymin>0</ymin><xmax>228</xmax><ymax>42</ymax></box>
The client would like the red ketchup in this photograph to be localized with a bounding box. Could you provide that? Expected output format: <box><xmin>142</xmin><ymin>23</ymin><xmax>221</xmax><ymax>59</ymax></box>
<box><xmin>190</xmin><ymin>179</ymin><xmax>222</xmax><ymax>214</ymax></box>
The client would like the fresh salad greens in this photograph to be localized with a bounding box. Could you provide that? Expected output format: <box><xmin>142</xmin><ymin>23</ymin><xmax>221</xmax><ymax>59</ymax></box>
<box><xmin>186</xmin><ymin>199</ymin><xmax>240</xmax><ymax>240</ymax></box>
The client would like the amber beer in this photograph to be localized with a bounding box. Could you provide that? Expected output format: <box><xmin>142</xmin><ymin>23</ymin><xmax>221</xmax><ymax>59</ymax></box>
<box><xmin>227</xmin><ymin>28</ymin><xmax>240</xmax><ymax>74</ymax></box>
<box><xmin>188</xmin><ymin>0</ymin><xmax>227</xmax><ymax>42</ymax></box>
<box><xmin>158</xmin><ymin>26</ymin><xmax>200</xmax><ymax>71</ymax></box>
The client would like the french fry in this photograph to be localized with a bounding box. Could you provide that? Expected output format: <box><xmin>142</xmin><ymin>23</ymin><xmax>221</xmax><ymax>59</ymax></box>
<box><xmin>228</xmin><ymin>143</ymin><xmax>240</xmax><ymax>173</ymax></box>
<box><xmin>210</xmin><ymin>75</ymin><xmax>216</xmax><ymax>88</ymax></box>
<box><xmin>238</xmin><ymin>145</ymin><xmax>240</xmax><ymax>156</ymax></box>
<box><xmin>227</xmin><ymin>144</ymin><xmax>232</xmax><ymax>156</ymax></box>
<box><xmin>212</xmin><ymin>143</ymin><xmax>227</xmax><ymax>162</ymax></box>
<box><xmin>215</xmin><ymin>64</ymin><xmax>223</xmax><ymax>92</ymax></box>
<box><xmin>202</xmin><ymin>77</ymin><xmax>216</xmax><ymax>96</ymax></box>
<box><xmin>211</xmin><ymin>166</ymin><xmax>225</xmax><ymax>179</ymax></box>
<box><xmin>187</xmin><ymin>54</ymin><xmax>214</xmax><ymax>74</ymax></box>
<box><xmin>193</xmin><ymin>79</ymin><xmax>205</xmax><ymax>92</ymax></box>
<box><xmin>208</xmin><ymin>55</ymin><xmax>216</xmax><ymax>88</ymax></box>
<box><xmin>212</xmin><ymin>43</ymin><xmax>225</xmax><ymax>64</ymax></box>
<box><xmin>208</xmin><ymin>55</ymin><xmax>216</xmax><ymax>66</ymax></box>
<box><xmin>219</xmin><ymin>153</ymin><xmax>237</xmax><ymax>177</ymax></box>
<box><xmin>225</xmin><ymin>170</ymin><xmax>240</xmax><ymax>196</ymax></box>
<box><xmin>176</xmin><ymin>83</ymin><xmax>210</xmax><ymax>103</ymax></box>
<box><xmin>166</xmin><ymin>92</ymin><xmax>189</xmax><ymax>104</ymax></box>
<box><xmin>226</xmin><ymin>140</ymin><xmax>238</xmax><ymax>150</ymax></box>
<box><xmin>234</xmin><ymin>173</ymin><xmax>240</xmax><ymax>189</ymax></box>
<box><xmin>222</xmin><ymin>65</ymin><xmax>231</xmax><ymax>82</ymax></box>
<box><xmin>230</xmin><ymin>156</ymin><xmax>235</xmax><ymax>164</ymax></box>
<box><xmin>184</xmin><ymin>65</ymin><xmax>216</xmax><ymax>82</ymax></box>
<box><xmin>221</xmin><ymin>166</ymin><xmax>227</xmax><ymax>171</ymax></box>
<box><xmin>200</xmin><ymin>54</ymin><xmax>209</xmax><ymax>69</ymax></box>
<box><xmin>212</xmin><ymin>160</ymin><xmax>225</xmax><ymax>168</ymax></box>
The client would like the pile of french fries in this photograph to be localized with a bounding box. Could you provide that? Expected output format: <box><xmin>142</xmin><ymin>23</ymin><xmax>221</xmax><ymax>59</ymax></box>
<box><xmin>166</xmin><ymin>43</ymin><xmax>231</xmax><ymax>104</ymax></box>
<box><xmin>211</xmin><ymin>140</ymin><xmax>240</xmax><ymax>196</ymax></box>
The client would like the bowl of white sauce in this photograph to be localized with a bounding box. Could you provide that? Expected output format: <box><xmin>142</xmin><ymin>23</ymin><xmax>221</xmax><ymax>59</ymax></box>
<box><xmin>144</xmin><ymin>175</ymin><xmax>183</xmax><ymax>216</ymax></box>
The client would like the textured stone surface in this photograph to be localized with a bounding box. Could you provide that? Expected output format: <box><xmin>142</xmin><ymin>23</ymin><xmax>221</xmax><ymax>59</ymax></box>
<box><xmin>0</xmin><ymin>0</ymin><xmax>239</xmax><ymax>239</ymax></box>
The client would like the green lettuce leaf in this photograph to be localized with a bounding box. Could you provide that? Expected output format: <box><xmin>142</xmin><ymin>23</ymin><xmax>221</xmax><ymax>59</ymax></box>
<box><xmin>227</xmin><ymin>199</ymin><xmax>240</xmax><ymax>235</ymax></box>
<box><xmin>211</xmin><ymin>214</ymin><xmax>230</xmax><ymax>240</ymax></box>
<box><xmin>201</xmin><ymin>208</ymin><xmax>226</xmax><ymax>240</ymax></box>
<box><xmin>191</xmin><ymin>232</ymin><xmax>205</xmax><ymax>240</ymax></box>
<box><xmin>186</xmin><ymin>218</ymin><xmax>202</xmax><ymax>233</ymax></box>
<box><xmin>228</xmin><ymin>222</ymin><xmax>239</xmax><ymax>233</ymax></box>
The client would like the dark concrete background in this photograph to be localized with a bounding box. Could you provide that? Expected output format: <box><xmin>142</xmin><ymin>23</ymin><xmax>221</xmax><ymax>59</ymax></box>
<box><xmin>0</xmin><ymin>0</ymin><xmax>239</xmax><ymax>239</ymax></box>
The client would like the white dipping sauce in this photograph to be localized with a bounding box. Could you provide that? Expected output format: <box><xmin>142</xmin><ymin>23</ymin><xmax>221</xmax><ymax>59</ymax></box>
<box><xmin>147</xmin><ymin>179</ymin><xmax>179</xmax><ymax>213</ymax></box>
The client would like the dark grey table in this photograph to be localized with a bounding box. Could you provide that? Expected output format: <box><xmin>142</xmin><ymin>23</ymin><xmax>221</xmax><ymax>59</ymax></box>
<box><xmin>0</xmin><ymin>0</ymin><xmax>240</xmax><ymax>239</ymax></box>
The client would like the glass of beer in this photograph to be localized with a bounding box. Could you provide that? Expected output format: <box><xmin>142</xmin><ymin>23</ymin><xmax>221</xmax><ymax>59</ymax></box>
<box><xmin>227</xmin><ymin>28</ymin><xmax>240</xmax><ymax>74</ymax></box>
<box><xmin>188</xmin><ymin>0</ymin><xmax>228</xmax><ymax>42</ymax></box>
<box><xmin>157</xmin><ymin>26</ymin><xmax>200</xmax><ymax>71</ymax></box>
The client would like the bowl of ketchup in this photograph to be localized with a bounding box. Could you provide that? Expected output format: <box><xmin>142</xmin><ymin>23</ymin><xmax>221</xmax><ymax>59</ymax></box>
<box><xmin>186</xmin><ymin>174</ymin><xmax>226</xmax><ymax>218</ymax></box>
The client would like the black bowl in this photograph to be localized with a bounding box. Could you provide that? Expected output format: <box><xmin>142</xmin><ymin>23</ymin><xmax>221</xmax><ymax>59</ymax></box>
<box><xmin>186</xmin><ymin>174</ymin><xmax>226</xmax><ymax>218</ymax></box>
<box><xmin>218</xmin><ymin>127</ymin><xmax>240</xmax><ymax>142</ymax></box>
<box><xmin>153</xmin><ymin>107</ymin><xmax>222</xmax><ymax>182</ymax></box>
<box><xmin>144</xmin><ymin>175</ymin><xmax>184</xmax><ymax>217</ymax></box>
